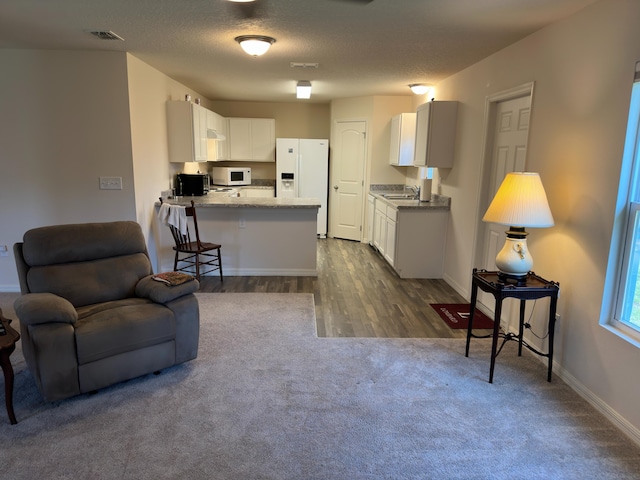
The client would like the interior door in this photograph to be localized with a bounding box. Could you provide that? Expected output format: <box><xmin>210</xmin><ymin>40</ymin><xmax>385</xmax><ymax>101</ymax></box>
<box><xmin>478</xmin><ymin>94</ymin><xmax>532</xmax><ymax>327</ymax></box>
<box><xmin>329</xmin><ymin>121</ymin><xmax>366</xmax><ymax>241</ymax></box>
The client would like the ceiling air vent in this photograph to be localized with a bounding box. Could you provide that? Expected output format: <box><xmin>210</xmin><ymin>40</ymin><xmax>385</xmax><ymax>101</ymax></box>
<box><xmin>89</xmin><ymin>31</ymin><xmax>124</xmax><ymax>41</ymax></box>
<box><xmin>290</xmin><ymin>63</ymin><xmax>319</xmax><ymax>69</ymax></box>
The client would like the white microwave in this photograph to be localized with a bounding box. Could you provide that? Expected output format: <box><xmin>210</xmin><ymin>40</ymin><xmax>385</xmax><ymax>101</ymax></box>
<box><xmin>211</xmin><ymin>167</ymin><xmax>251</xmax><ymax>186</ymax></box>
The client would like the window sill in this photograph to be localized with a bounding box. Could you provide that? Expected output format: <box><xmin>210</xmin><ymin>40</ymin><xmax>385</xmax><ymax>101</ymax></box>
<box><xmin>601</xmin><ymin>319</ymin><xmax>640</xmax><ymax>348</ymax></box>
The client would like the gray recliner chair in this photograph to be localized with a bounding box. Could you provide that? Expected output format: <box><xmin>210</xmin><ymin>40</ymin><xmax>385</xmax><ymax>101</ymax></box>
<box><xmin>13</xmin><ymin>221</ymin><xmax>200</xmax><ymax>402</ymax></box>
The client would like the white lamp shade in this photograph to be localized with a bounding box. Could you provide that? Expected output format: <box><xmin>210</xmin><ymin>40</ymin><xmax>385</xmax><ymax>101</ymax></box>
<box><xmin>482</xmin><ymin>172</ymin><xmax>554</xmax><ymax>227</ymax></box>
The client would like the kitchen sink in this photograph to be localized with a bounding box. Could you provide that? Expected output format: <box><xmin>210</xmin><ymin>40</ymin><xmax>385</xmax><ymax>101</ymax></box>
<box><xmin>382</xmin><ymin>193</ymin><xmax>418</xmax><ymax>199</ymax></box>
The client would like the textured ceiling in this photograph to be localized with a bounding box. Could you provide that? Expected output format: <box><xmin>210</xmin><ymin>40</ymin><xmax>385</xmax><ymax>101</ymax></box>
<box><xmin>0</xmin><ymin>0</ymin><xmax>597</xmax><ymax>103</ymax></box>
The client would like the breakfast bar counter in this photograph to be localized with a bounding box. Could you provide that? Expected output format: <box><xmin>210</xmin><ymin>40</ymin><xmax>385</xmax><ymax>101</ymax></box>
<box><xmin>154</xmin><ymin>195</ymin><xmax>320</xmax><ymax>277</ymax></box>
<box><xmin>158</xmin><ymin>196</ymin><xmax>321</xmax><ymax>209</ymax></box>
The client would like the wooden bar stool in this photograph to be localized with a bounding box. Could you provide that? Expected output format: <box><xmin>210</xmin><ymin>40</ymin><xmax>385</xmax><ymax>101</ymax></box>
<box><xmin>160</xmin><ymin>199</ymin><xmax>223</xmax><ymax>281</ymax></box>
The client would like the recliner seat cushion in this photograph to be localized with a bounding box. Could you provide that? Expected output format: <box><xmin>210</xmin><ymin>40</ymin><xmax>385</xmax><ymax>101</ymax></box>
<box><xmin>75</xmin><ymin>299</ymin><xmax>175</xmax><ymax>365</ymax></box>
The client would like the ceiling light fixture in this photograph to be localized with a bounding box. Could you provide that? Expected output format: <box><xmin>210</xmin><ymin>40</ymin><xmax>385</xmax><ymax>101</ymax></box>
<box><xmin>296</xmin><ymin>80</ymin><xmax>312</xmax><ymax>99</ymax></box>
<box><xmin>235</xmin><ymin>35</ymin><xmax>275</xmax><ymax>56</ymax></box>
<box><xmin>409</xmin><ymin>84</ymin><xmax>431</xmax><ymax>95</ymax></box>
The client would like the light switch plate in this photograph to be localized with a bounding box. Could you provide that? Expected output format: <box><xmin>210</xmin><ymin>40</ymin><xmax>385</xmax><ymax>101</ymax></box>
<box><xmin>99</xmin><ymin>176</ymin><xmax>123</xmax><ymax>190</ymax></box>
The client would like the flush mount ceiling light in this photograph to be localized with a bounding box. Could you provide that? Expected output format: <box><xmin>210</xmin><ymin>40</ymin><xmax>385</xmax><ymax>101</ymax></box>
<box><xmin>409</xmin><ymin>83</ymin><xmax>431</xmax><ymax>95</ymax></box>
<box><xmin>296</xmin><ymin>80</ymin><xmax>312</xmax><ymax>99</ymax></box>
<box><xmin>235</xmin><ymin>35</ymin><xmax>275</xmax><ymax>56</ymax></box>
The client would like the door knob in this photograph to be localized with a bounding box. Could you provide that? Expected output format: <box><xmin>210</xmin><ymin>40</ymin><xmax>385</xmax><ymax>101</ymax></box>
<box><xmin>333</xmin><ymin>185</ymin><xmax>339</xmax><ymax>190</ymax></box>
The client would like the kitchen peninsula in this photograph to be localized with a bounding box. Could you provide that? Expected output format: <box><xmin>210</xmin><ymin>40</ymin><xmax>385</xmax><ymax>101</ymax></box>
<box><xmin>154</xmin><ymin>196</ymin><xmax>320</xmax><ymax>276</ymax></box>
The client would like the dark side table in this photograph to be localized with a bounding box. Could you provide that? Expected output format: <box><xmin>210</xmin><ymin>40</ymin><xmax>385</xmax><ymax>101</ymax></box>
<box><xmin>465</xmin><ymin>269</ymin><xmax>560</xmax><ymax>383</ymax></box>
<box><xmin>0</xmin><ymin>309</ymin><xmax>20</xmax><ymax>424</ymax></box>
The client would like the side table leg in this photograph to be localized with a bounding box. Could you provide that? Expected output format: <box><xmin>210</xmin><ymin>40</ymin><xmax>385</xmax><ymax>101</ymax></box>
<box><xmin>0</xmin><ymin>346</ymin><xmax>17</xmax><ymax>425</ymax></box>
<box><xmin>518</xmin><ymin>300</ymin><xmax>526</xmax><ymax>356</ymax></box>
<box><xmin>547</xmin><ymin>295</ymin><xmax>558</xmax><ymax>382</ymax></box>
<box><xmin>465</xmin><ymin>283</ymin><xmax>479</xmax><ymax>357</ymax></box>
<box><xmin>489</xmin><ymin>298</ymin><xmax>503</xmax><ymax>384</ymax></box>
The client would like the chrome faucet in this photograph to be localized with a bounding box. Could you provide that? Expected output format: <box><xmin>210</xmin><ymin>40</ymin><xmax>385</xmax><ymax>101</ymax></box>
<box><xmin>409</xmin><ymin>185</ymin><xmax>420</xmax><ymax>198</ymax></box>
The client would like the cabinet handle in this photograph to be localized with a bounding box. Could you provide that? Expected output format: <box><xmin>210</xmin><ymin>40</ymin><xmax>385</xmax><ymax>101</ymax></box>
<box><xmin>333</xmin><ymin>185</ymin><xmax>339</xmax><ymax>190</ymax></box>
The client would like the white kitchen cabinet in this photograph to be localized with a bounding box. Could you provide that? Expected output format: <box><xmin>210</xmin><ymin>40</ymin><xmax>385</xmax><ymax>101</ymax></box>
<box><xmin>384</xmin><ymin>205</ymin><xmax>397</xmax><ymax>265</ymax></box>
<box><xmin>373</xmin><ymin>199</ymin><xmax>387</xmax><ymax>254</ymax></box>
<box><xmin>227</xmin><ymin>117</ymin><xmax>276</xmax><ymax>162</ymax></box>
<box><xmin>206</xmin><ymin>109</ymin><xmax>229</xmax><ymax>161</ymax></box>
<box><xmin>367</xmin><ymin>194</ymin><xmax>375</xmax><ymax>245</ymax></box>
<box><xmin>389</xmin><ymin>113</ymin><xmax>416</xmax><ymax>166</ymax></box>
<box><xmin>413</xmin><ymin>101</ymin><xmax>458</xmax><ymax>168</ymax></box>
<box><xmin>372</xmin><ymin>196</ymin><xmax>449</xmax><ymax>278</ymax></box>
<box><xmin>167</xmin><ymin>101</ymin><xmax>209</xmax><ymax>163</ymax></box>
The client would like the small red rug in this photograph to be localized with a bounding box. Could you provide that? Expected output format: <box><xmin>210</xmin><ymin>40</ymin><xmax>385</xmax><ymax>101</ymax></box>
<box><xmin>430</xmin><ymin>304</ymin><xmax>494</xmax><ymax>329</ymax></box>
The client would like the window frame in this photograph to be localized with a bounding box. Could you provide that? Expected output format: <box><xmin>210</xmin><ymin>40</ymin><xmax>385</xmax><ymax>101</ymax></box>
<box><xmin>601</xmin><ymin>62</ymin><xmax>640</xmax><ymax>346</ymax></box>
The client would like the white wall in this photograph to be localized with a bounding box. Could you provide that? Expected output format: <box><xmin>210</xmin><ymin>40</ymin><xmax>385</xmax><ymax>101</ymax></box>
<box><xmin>0</xmin><ymin>50</ymin><xmax>136</xmax><ymax>290</ymax></box>
<box><xmin>435</xmin><ymin>0</ymin><xmax>640</xmax><ymax>436</ymax></box>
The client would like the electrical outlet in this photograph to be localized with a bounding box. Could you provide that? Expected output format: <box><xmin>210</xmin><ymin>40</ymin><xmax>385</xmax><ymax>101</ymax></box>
<box><xmin>0</xmin><ymin>245</ymin><xmax>8</xmax><ymax>257</ymax></box>
<box><xmin>99</xmin><ymin>176</ymin><xmax>123</xmax><ymax>190</ymax></box>
<box><xmin>239</xmin><ymin>218</ymin><xmax>246</xmax><ymax>229</ymax></box>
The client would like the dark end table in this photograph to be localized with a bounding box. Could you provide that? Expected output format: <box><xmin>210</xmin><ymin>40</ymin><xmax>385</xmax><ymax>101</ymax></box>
<box><xmin>465</xmin><ymin>269</ymin><xmax>560</xmax><ymax>383</ymax></box>
<box><xmin>0</xmin><ymin>309</ymin><xmax>20</xmax><ymax>424</ymax></box>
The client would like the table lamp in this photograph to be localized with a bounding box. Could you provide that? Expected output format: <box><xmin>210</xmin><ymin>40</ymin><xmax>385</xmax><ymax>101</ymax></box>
<box><xmin>482</xmin><ymin>172</ymin><xmax>554</xmax><ymax>281</ymax></box>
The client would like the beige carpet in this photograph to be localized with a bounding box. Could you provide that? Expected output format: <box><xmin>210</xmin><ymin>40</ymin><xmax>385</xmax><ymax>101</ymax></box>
<box><xmin>0</xmin><ymin>292</ymin><xmax>639</xmax><ymax>479</ymax></box>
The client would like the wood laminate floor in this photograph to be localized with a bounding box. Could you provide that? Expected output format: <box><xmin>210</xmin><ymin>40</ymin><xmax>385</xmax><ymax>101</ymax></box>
<box><xmin>198</xmin><ymin>237</ymin><xmax>473</xmax><ymax>338</ymax></box>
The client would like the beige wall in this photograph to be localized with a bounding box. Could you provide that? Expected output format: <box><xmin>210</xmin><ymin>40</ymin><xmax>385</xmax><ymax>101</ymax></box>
<box><xmin>0</xmin><ymin>50</ymin><xmax>136</xmax><ymax>289</ymax></box>
<box><xmin>126</xmin><ymin>54</ymin><xmax>210</xmax><ymax>270</ymax></box>
<box><xmin>434</xmin><ymin>0</ymin><xmax>640</xmax><ymax>435</ymax></box>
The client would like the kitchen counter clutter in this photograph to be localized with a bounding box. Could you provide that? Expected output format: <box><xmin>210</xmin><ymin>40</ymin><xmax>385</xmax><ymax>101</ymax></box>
<box><xmin>368</xmin><ymin>187</ymin><xmax>450</xmax><ymax>279</ymax></box>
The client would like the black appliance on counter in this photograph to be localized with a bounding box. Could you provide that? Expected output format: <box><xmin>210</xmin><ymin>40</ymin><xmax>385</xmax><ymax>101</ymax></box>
<box><xmin>176</xmin><ymin>173</ymin><xmax>210</xmax><ymax>196</ymax></box>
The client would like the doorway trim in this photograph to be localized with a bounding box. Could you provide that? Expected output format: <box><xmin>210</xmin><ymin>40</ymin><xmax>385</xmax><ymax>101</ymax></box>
<box><xmin>471</xmin><ymin>82</ymin><xmax>536</xmax><ymax>272</ymax></box>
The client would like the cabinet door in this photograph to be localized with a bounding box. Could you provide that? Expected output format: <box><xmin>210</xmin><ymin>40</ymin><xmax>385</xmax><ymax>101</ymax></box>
<box><xmin>167</xmin><ymin>101</ymin><xmax>208</xmax><ymax>163</ymax></box>
<box><xmin>251</xmin><ymin>118</ymin><xmax>275</xmax><ymax>162</ymax></box>
<box><xmin>206</xmin><ymin>110</ymin><xmax>229</xmax><ymax>161</ymax></box>
<box><xmin>367</xmin><ymin>195</ymin><xmax>375</xmax><ymax>245</ymax></box>
<box><xmin>413</xmin><ymin>101</ymin><xmax>457</xmax><ymax>167</ymax></box>
<box><xmin>384</xmin><ymin>216</ymin><xmax>396</xmax><ymax>265</ymax></box>
<box><xmin>192</xmin><ymin>104</ymin><xmax>208</xmax><ymax>162</ymax></box>
<box><xmin>373</xmin><ymin>206</ymin><xmax>386</xmax><ymax>253</ymax></box>
<box><xmin>228</xmin><ymin>118</ymin><xmax>252</xmax><ymax>160</ymax></box>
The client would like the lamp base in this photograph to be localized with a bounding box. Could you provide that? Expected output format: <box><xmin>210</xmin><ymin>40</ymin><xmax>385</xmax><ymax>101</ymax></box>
<box><xmin>494</xmin><ymin>227</ymin><xmax>532</xmax><ymax>282</ymax></box>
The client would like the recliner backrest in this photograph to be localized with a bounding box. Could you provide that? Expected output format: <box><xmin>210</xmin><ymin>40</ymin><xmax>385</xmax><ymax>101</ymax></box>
<box><xmin>17</xmin><ymin>221</ymin><xmax>152</xmax><ymax>307</ymax></box>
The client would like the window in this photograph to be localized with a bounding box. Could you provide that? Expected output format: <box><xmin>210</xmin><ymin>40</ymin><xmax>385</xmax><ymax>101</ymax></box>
<box><xmin>601</xmin><ymin>61</ymin><xmax>640</xmax><ymax>345</ymax></box>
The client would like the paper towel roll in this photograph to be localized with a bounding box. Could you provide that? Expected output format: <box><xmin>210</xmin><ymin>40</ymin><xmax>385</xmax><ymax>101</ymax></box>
<box><xmin>420</xmin><ymin>179</ymin><xmax>432</xmax><ymax>202</ymax></box>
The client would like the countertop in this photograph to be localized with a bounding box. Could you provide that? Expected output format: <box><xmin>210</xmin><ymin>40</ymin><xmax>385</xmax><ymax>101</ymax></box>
<box><xmin>157</xmin><ymin>194</ymin><xmax>320</xmax><ymax>209</ymax></box>
<box><xmin>371</xmin><ymin>192</ymin><xmax>451</xmax><ymax>211</ymax></box>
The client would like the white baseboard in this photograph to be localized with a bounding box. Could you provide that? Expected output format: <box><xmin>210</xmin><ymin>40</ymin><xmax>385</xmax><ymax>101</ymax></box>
<box><xmin>522</xmin><ymin>352</ymin><xmax>640</xmax><ymax>447</ymax></box>
<box><xmin>443</xmin><ymin>273</ymin><xmax>469</xmax><ymax>300</ymax></box>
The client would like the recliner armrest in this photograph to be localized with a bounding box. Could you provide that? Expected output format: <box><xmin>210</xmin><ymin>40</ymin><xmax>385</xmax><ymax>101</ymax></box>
<box><xmin>135</xmin><ymin>275</ymin><xmax>200</xmax><ymax>304</ymax></box>
<box><xmin>14</xmin><ymin>292</ymin><xmax>78</xmax><ymax>326</ymax></box>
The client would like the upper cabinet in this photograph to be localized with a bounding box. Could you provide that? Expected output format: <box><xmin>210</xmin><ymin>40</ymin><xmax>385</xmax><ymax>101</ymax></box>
<box><xmin>167</xmin><ymin>101</ymin><xmax>209</xmax><ymax>163</ymax></box>
<box><xmin>206</xmin><ymin>109</ymin><xmax>228</xmax><ymax>161</ymax></box>
<box><xmin>413</xmin><ymin>101</ymin><xmax>458</xmax><ymax>168</ymax></box>
<box><xmin>389</xmin><ymin>113</ymin><xmax>416</xmax><ymax>166</ymax></box>
<box><xmin>227</xmin><ymin>117</ymin><xmax>276</xmax><ymax>162</ymax></box>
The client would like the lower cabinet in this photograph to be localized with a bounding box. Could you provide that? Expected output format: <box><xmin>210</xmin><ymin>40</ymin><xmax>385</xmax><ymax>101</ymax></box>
<box><xmin>371</xmin><ymin>197</ymin><xmax>448</xmax><ymax>278</ymax></box>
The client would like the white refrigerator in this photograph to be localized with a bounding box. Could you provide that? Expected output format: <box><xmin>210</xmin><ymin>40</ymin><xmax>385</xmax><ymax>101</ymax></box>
<box><xmin>276</xmin><ymin>138</ymin><xmax>329</xmax><ymax>237</ymax></box>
